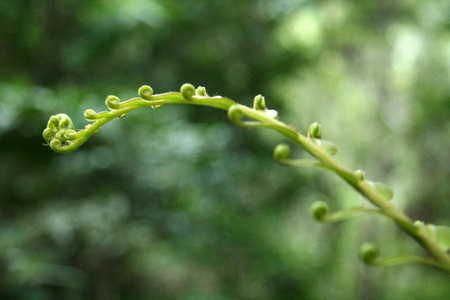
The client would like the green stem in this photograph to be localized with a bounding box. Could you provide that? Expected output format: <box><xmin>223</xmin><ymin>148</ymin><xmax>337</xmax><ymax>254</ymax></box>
<box><xmin>44</xmin><ymin>88</ymin><xmax>450</xmax><ymax>272</ymax></box>
<box><xmin>227</xmin><ymin>104</ymin><xmax>450</xmax><ymax>272</ymax></box>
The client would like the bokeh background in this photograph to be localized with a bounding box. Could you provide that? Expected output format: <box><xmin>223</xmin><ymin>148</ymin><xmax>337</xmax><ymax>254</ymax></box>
<box><xmin>0</xmin><ymin>0</ymin><xmax>449</xmax><ymax>299</ymax></box>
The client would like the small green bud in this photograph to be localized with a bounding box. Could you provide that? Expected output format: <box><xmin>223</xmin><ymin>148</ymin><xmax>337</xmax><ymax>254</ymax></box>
<box><xmin>43</xmin><ymin>128</ymin><xmax>54</xmax><ymax>144</ymax></box>
<box><xmin>359</xmin><ymin>242</ymin><xmax>379</xmax><ymax>265</ymax></box>
<box><xmin>50</xmin><ymin>139</ymin><xmax>63</xmax><ymax>150</ymax></box>
<box><xmin>55</xmin><ymin>131</ymin><xmax>65</xmax><ymax>140</ymax></box>
<box><xmin>64</xmin><ymin>129</ymin><xmax>77</xmax><ymax>140</ymax></box>
<box><xmin>253</xmin><ymin>95</ymin><xmax>278</xmax><ymax>118</ymax></box>
<box><xmin>227</xmin><ymin>104</ymin><xmax>244</xmax><ymax>123</ymax></box>
<box><xmin>84</xmin><ymin>109</ymin><xmax>98</xmax><ymax>121</ymax></box>
<box><xmin>307</xmin><ymin>122</ymin><xmax>322</xmax><ymax>139</ymax></box>
<box><xmin>310</xmin><ymin>201</ymin><xmax>329</xmax><ymax>221</ymax></box>
<box><xmin>107</xmin><ymin>95</ymin><xmax>120</xmax><ymax>103</ymax></box>
<box><xmin>195</xmin><ymin>86</ymin><xmax>208</xmax><ymax>96</ymax></box>
<box><xmin>138</xmin><ymin>85</ymin><xmax>154</xmax><ymax>100</ymax></box>
<box><xmin>253</xmin><ymin>94</ymin><xmax>266</xmax><ymax>111</ymax></box>
<box><xmin>105</xmin><ymin>95</ymin><xmax>121</xmax><ymax>109</ymax></box>
<box><xmin>59</xmin><ymin>115</ymin><xmax>73</xmax><ymax>129</ymax></box>
<box><xmin>181</xmin><ymin>83</ymin><xmax>195</xmax><ymax>100</ymax></box>
<box><xmin>354</xmin><ymin>169</ymin><xmax>366</xmax><ymax>181</ymax></box>
<box><xmin>273</xmin><ymin>143</ymin><xmax>291</xmax><ymax>161</ymax></box>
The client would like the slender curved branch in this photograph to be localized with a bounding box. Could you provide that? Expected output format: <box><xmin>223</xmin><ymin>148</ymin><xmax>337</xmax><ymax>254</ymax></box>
<box><xmin>43</xmin><ymin>84</ymin><xmax>450</xmax><ymax>272</ymax></box>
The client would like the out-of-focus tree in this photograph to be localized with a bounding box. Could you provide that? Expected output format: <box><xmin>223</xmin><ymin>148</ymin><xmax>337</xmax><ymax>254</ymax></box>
<box><xmin>0</xmin><ymin>0</ymin><xmax>448</xmax><ymax>299</ymax></box>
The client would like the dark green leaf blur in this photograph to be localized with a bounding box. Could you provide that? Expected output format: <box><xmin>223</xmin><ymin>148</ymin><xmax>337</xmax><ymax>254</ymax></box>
<box><xmin>0</xmin><ymin>0</ymin><xmax>448</xmax><ymax>299</ymax></box>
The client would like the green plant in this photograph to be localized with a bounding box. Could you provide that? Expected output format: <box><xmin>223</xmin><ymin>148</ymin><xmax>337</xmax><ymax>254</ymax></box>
<box><xmin>43</xmin><ymin>84</ymin><xmax>450</xmax><ymax>273</ymax></box>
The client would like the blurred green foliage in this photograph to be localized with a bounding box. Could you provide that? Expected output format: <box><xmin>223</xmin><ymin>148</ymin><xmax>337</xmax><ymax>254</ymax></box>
<box><xmin>0</xmin><ymin>0</ymin><xmax>448</xmax><ymax>299</ymax></box>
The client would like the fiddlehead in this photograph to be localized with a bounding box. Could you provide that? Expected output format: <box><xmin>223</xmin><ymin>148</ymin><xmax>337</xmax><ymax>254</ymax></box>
<box><xmin>43</xmin><ymin>114</ymin><xmax>78</xmax><ymax>152</ymax></box>
<box><xmin>180</xmin><ymin>83</ymin><xmax>195</xmax><ymax>100</ymax></box>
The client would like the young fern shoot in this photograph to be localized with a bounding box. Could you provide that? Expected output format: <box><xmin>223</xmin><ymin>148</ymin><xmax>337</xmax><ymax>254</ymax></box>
<box><xmin>43</xmin><ymin>84</ymin><xmax>450</xmax><ymax>273</ymax></box>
